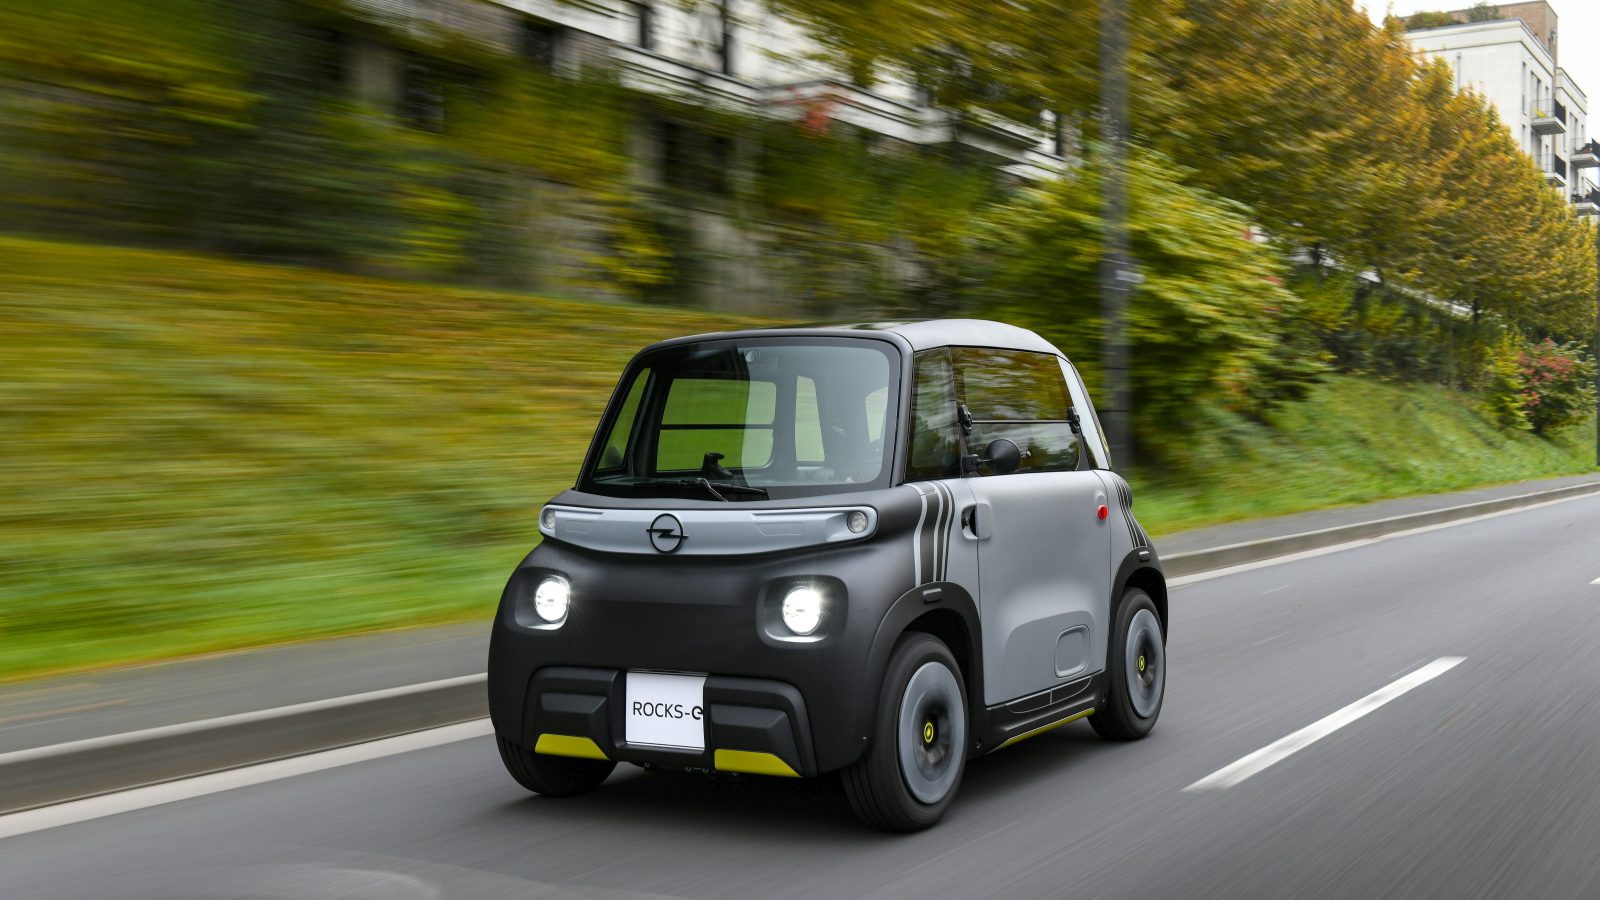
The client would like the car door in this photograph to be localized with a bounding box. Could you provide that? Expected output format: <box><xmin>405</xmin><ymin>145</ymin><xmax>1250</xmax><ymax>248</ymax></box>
<box><xmin>955</xmin><ymin>347</ymin><xmax>1112</xmax><ymax>706</ymax></box>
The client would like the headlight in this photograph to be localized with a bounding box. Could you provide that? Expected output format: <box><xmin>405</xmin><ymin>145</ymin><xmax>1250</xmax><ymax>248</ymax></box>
<box><xmin>781</xmin><ymin>586</ymin><xmax>823</xmax><ymax>636</ymax></box>
<box><xmin>540</xmin><ymin>507</ymin><xmax>556</xmax><ymax>531</ymax></box>
<box><xmin>533</xmin><ymin>576</ymin><xmax>569</xmax><ymax>623</ymax></box>
<box><xmin>846</xmin><ymin>510</ymin><xmax>869</xmax><ymax>534</ymax></box>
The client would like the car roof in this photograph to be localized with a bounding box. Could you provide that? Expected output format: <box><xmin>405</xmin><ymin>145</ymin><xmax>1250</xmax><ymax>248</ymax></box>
<box><xmin>643</xmin><ymin>319</ymin><xmax>1065</xmax><ymax>357</ymax></box>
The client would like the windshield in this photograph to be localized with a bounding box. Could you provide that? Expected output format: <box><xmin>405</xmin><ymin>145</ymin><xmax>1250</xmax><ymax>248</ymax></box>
<box><xmin>580</xmin><ymin>338</ymin><xmax>899</xmax><ymax>500</ymax></box>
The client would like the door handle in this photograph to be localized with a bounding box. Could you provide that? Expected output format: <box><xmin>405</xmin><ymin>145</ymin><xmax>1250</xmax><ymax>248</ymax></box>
<box><xmin>963</xmin><ymin>502</ymin><xmax>993</xmax><ymax>539</ymax></box>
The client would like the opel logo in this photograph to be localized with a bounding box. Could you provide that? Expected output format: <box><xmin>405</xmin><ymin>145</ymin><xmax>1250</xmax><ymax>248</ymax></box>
<box><xmin>648</xmin><ymin>513</ymin><xmax>686</xmax><ymax>554</ymax></box>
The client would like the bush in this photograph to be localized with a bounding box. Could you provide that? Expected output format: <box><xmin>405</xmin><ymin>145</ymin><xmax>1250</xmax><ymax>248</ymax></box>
<box><xmin>1515</xmin><ymin>339</ymin><xmax>1595</xmax><ymax>435</ymax></box>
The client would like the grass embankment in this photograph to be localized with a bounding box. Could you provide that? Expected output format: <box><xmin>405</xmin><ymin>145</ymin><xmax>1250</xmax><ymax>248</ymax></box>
<box><xmin>1132</xmin><ymin>381</ymin><xmax>1595</xmax><ymax>533</ymax></box>
<box><xmin>2</xmin><ymin>236</ymin><xmax>1593</xmax><ymax>681</ymax></box>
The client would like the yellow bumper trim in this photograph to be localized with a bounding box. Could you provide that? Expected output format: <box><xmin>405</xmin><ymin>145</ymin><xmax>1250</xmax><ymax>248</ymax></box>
<box><xmin>713</xmin><ymin>749</ymin><xmax>800</xmax><ymax>778</ymax></box>
<box><xmin>997</xmin><ymin>708</ymin><xmax>1094</xmax><ymax>750</ymax></box>
<box><xmin>534</xmin><ymin>733</ymin><xmax>609</xmax><ymax>760</ymax></box>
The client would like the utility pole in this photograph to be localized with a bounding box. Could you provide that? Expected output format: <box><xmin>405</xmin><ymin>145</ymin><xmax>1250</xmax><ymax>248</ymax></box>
<box><xmin>1099</xmin><ymin>0</ymin><xmax>1135</xmax><ymax>464</ymax></box>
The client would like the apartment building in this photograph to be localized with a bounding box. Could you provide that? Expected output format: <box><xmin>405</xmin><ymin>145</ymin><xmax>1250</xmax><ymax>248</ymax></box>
<box><xmin>1404</xmin><ymin>2</ymin><xmax>1598</xmax><ymax>216</ymax></box>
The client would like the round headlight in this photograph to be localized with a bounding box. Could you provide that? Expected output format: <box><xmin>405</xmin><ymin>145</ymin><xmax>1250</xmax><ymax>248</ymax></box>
<box><xmin>846</xmin><ymin>510</ymin><xmax>869</xmax><ymax>534</ymax></box>
<box><xmin>533</xmin><ymin>576</ymin><xmax>569</xmax><ymax>623</ymax></box>
<box><xmin>540</xmin><ymin>507</ymin><xmax>556</xmax><ymax>531</ymax></box>
<box><xmin>781</xmin><ymin>586</ymin><xmax>823</xmax><ymax>636</ymax></box>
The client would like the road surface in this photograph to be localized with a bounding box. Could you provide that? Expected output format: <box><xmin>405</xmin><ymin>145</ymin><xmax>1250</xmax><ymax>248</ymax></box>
<box><xmin>4</xmin><ymin>492</ymin><xmax>1600</xmax><ymax>899</ymax></box>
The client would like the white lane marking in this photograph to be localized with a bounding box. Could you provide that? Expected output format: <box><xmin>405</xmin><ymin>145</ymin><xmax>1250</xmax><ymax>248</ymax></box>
<box><xmin>1183</xmin><ymin>656</ymin><xmax>1466</xmax><ymax>792</ymax></box>
<box><xmin>1170</xmin><ymin>491</ymin><xmax>1600</xmax><ymax>588</ymax></box>
<box><xmin>1261</xmin><ymin>585</ymin><xmax>1290</xmax><ymax>596</ymax></box>
<box><xmin>0</xmin><ymin>674</ymin><xmax>485</xmax><ymax>766</ymax></box>
<box><xmin>1591</xmin><ymin>577</ymin><xmax>1600</xmax><ymax>586</ymax></box>
<box><xmin>0</xmin><ymin>719</ymin><xmax>492</xmax><ymax>840</ymax></box>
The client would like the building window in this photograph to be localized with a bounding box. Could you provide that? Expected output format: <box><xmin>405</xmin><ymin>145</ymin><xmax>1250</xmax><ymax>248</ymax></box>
<box><xmin>636</xmin><ymin>2</ymin><xmax>655</xmax><ymax>51</ymax></box>
<box><xmin>401</xmin><ymin>55</ymin><xmax>445</xmax><ymax>132</ymax></box>
<box><xmin>661</xmin><ymin>121</ymin><xmax>733</xmax><ymax>196</ymax></box>
<box><xmin>717</xmin><ymin>2</ymin><xmax>735</xmax><ymax>76</ymax></box>
<box><xmin>520</xmin><ymin>18</ymin><xmax>564</xmax><ymax>73</ymax></box>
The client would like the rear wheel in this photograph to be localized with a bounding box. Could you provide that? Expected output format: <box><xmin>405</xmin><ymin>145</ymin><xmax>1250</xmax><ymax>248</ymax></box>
<box><xmin>497</xmin><ymin>736</ymin><xmax>615</xmax><ymax>797</ymax></box>
<box><xmin>843</xmin><ymin>633</ymin><xmax>968</xmax><ymax>831</ymax></box>
<box><xmin>1091</xmin><ymin>588</ymin><xmax>1165</xmax><ymax>741</ymax></box>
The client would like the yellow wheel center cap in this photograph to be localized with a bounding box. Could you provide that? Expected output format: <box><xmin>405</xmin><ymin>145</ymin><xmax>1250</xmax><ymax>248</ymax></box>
<box><xmin>923</xmin><ymin>721</ymin><xmax>935</xmax><ymax>744</ymax></box>
<box><xmin>1138</xmin><ymin>655</ymin><xmax>1146</xmax><ymax>673</ymax></box>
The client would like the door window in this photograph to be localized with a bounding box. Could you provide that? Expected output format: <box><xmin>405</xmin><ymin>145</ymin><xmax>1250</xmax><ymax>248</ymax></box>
<box><xmin>907</xmin><ymin>349</ymin><xmax>962</xmax><ymax>481</ymax></box>
<box><xmin>954</xmin><ymin>347</ymin><xmax>1081</xmax><ymax>474</ymax></box>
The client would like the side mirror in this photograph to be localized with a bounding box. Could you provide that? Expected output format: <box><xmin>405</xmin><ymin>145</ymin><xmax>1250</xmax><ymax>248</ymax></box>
<box><xmin>982</xmin><ymin>438</ymin><xmax>1023</xmax><ymax>476</ymax></box>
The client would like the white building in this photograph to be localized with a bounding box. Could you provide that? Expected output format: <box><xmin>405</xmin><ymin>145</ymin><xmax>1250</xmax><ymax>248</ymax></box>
<box><xmin>1404</xmin><ymin>2</ymin><xmax>1597</xmax><ymax>216</ymax></box>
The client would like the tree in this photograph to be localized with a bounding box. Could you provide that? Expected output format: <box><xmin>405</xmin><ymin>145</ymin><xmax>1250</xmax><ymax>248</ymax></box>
<box><xmin>965</xmin><ymin>154</ymin><xmax>1320</xmax><ymax>443</ymax></box>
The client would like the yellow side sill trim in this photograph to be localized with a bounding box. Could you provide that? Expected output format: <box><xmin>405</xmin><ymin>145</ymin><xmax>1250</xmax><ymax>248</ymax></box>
<box><xmin>534</xmin><ymin>733</ymin><xmax>609</xmax><ymax>760</ymax></box>
<box><xmin>713</xmin><ymin>749</ymin><xmax>800</xmax><ymax>778</ymax></box>
<box><xmin>997</xmin><ymin>708</ymin><xmax>1094</xmax><ymax>750</ymax></box>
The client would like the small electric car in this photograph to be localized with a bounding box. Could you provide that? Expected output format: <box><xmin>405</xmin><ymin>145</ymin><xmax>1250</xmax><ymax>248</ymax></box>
<box><xmin>487</xmin><ymin>320</ymin><xmax>1166</xmax><ymax>830</ymax></box>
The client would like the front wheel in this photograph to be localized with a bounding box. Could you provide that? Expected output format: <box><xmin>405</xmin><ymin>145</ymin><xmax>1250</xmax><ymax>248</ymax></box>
<box><xmin>843</xmin><ymin>633</ymin><xmax>968</xmax><ymax>831</ymax></box>
<box><xmin>1091</xmin><ymin>588</ymin><xmax>1165</xmax><ymax>741</ymax></box>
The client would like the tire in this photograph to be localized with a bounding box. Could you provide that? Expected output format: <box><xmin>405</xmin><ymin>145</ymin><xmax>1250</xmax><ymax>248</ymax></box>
<box><xmin>1091</xmin><ymin>588</ymin><xmax>1165</xmax><ymax>741</ymax></box>
<box><xmin>496</xmin><ymin>736</ymin><xmax>616</xmax><ymax>797</ymax></box>
<box><xmin>843</xmin><ymin>633</ymin><xmax>968</xmax><ymax>832</ymax></box>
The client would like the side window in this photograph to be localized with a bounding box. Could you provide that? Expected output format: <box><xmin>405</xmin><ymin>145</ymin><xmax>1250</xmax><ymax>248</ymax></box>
<box><xmin>954</xmin><ymin>347</ymin><xmax>1080</xmax><ymax>474</ymax></box>
<box><xmin>598</xmin><ymin>370</ymin><xmax>648</xmax><ymax>471</ymax></box>
<box><xmin>906</xmin><ymin>349</ymin><xmax>962</xmax><ymax>481</ymax></box>
<box><xmin>795</xmin><ymin>375</ymin><xmax>824</xmax><ymax>464</ymax></box>
<box><xmin>1060</xmin><ymin>359</ymin><xmax>1110</xmax><ymax>469</ymax></box>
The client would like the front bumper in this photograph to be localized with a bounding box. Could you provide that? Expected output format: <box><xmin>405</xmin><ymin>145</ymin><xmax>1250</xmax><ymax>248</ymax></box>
<box><xmin>521</xmin><ymin>666</ymin><xmax>817</xmax><ymax>777</ymax></box>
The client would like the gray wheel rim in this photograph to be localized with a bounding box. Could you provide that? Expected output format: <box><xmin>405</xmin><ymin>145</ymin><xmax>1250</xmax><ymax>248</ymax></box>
<box><xmin>897</xmin><ymin>660</ymin><xmax>966</xmax><ymax>805</ymax></box>
<box><xmin>1124</xmin><ymin>608</ymin><xmax>1164</xmax><ymax>719</ymax></box>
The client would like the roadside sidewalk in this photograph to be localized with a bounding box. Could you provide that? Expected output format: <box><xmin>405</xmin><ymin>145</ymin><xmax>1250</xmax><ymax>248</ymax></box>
<box><xmin>2</xmin><ymin>470</ymin><xmax>1596</xmax><ymax>811</ymax></box>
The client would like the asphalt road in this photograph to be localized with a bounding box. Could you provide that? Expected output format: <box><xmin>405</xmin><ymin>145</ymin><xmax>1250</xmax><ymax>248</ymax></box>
<box><xmin>5</xmin><ymin>492</ymin><xmax>1600</xmax><ymax>899</ymax></box>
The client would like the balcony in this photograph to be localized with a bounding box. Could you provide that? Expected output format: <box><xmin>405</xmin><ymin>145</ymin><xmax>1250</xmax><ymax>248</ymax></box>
<box><xmin>1571</xmin><ymin>140</ymin><xmax>1600</xmax><ymax>170</ymax></box>
<box><xmin>1574</xmin><ymin>189</ymin><xmax>1600</xmax><ymax>217</ymax></box>
<box><xmin>1532</xmin><ymin>98</ymin><xmax>1567</xmax><ymax>136</ymax></box>
<box><xmin>1538</xmin><ymin>152</ymin><xmax>1567</xmax><ymax>188</ymax></box>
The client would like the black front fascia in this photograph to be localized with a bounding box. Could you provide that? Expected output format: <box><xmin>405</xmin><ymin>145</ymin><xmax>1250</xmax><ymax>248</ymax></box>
<box><xmin>487</xmin><ymin>486</ymin><xmax>930</xmax><ymax>774</ymax></box>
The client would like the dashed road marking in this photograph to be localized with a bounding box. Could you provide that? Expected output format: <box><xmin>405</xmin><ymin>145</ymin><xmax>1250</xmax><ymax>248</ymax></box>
<box><xmin>1184</xmin><ymin>656</ymin><xmax>1466</xmax><ymax>792</ymax></box>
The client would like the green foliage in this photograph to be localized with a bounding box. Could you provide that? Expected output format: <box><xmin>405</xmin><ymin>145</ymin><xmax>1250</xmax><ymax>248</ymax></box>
<box><xmin>1465</xmin><ymin>3</ymin><xmax>1501</xmax><ymax>23</ymax></box>
<box><xmin>965</xmin><ymin>154</ymin><xmax>1321</xmax><ymax>446</ymax></box>
<box><xmin>765</xmin><ymin>0</ymin><xmax>1599</xmax><ymax>356</ymax></box>
<box><xmin>1484</xmin><ymin>334</ymin><xmax>1532</xmax><ymax>431</ymax></box>
<box><xmin>3</xmin><ymin>237</ymin><xmax>1589</xmax><ymax>680</ymax></box>
<box><xmin>757</xmin><ymin>125</ymin><xmax>1002</xmax><ymax>314</ymax></box>
<box><xmin>1133</xmin><ymin>375</ymin><xmax>1595</xmax><ymax>534</ymax></box>
<box><xmin>1405</xmin><ymin>11</ymin><xmax>1460</xmax><ymax>29</ymax></box>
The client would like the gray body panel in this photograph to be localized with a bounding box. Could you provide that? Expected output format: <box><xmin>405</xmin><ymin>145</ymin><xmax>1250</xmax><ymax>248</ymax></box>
<box><xmin>967</xmin><ymin>470</ymin><xmax>1113</xmax><ymax>705</ymax></box>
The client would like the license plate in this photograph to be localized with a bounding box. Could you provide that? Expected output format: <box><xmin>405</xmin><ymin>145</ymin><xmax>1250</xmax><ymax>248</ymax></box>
<box><xmin>625</xmin><ymin>672</ymin><xmax>707</xmax><ymax>750</ymax></box>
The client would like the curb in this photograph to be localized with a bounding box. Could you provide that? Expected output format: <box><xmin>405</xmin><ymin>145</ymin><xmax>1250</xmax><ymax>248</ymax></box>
<box><xmin>5</xmin><ymin>478</ymin><xmax>1599</xmax><ymax>815</ymax></box>
<box><xmin>1160</xmin><ymin>479</ymin><xmax>1600</xmax><ymax>578</ymax></box>
<box><xmin>0</xmin><ymin>675</ymin><xmax>486</xmax><ymax>815</ymax></box>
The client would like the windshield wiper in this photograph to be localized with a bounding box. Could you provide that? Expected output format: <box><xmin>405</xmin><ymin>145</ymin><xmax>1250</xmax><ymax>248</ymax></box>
<box><xmin>631</xmin><ymin>477</ymin><xmax>768</xmax><ymax>501</ymax></box>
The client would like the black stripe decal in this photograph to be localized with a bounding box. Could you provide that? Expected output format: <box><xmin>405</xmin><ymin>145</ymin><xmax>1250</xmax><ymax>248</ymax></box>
<box><xmin>917</xmin><ymin>484</ymin><xmax>938</xmax><ymax>584</ymax></box>
<box><xmin>934</xmin><ymin>481</ymin><xmax>954</xmax><ymax>581</ymax></box>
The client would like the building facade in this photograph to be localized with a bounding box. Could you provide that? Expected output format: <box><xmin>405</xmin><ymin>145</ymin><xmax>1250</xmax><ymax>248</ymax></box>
<box><xmin>1404</xmin><ymin>2</ymin><xmax>1598</xmax><ymax>216</ymax></box>
<box><xmin>334</xmin><ymin>0</ymin><xmax>1064</xmax><ymax>311</ymax></box>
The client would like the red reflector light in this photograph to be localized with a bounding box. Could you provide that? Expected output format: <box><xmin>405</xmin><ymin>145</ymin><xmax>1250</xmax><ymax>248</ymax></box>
<box><xmin>1097</xmin><ymin>504</ymin><xmax>1109</xmax><ymax>521</ymax></box>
